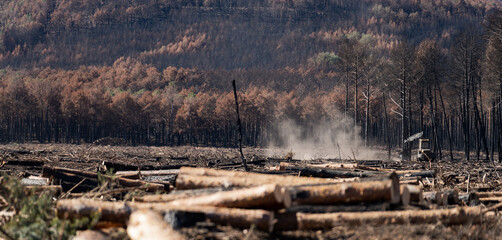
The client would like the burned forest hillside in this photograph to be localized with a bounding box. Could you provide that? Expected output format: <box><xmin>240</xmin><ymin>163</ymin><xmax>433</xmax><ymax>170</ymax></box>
<box><xmin>0</xmin><ymin>0</ymin><xmax>499</xmax><ymax>70</ymax></box>
<box><xmin>0</xmin><ymin>0</ymin><xmax>502</xmax><ymax>162</ymax></box>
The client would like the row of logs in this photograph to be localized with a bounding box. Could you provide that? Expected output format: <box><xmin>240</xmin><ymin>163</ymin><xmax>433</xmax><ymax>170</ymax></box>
<box><xmin>53</xmin><ymin>166</ymin><xmax>499</xmax><ymax>239</ymax></box>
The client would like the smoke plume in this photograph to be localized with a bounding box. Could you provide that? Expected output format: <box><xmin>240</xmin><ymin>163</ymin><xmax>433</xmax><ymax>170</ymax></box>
<box><xmin>267</xmin><ymin>116</ymin><xmax>378</xmax><ymax>161</ymax></box>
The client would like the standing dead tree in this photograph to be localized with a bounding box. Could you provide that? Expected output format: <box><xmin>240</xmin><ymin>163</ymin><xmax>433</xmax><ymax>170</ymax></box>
<box><xmin>232</xmin><ymin>80</ymin><xmax>248</xmax><ymax>171</ymax></box>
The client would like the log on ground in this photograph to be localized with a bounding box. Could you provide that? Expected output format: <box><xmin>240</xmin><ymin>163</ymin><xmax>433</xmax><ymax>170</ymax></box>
<box><xmin>56</xmin><ymin>198</ymin><xmax>275</xmax><ymax>232</ymax></box>
<box><xmin>278</xmin><ymin>163</ymin><xmax>380</xmax><ymax>178</ymax></box>
<box><xmin>283</xmin><ymin>173</ymin><xmax>400</xmax><ymax>206</ymax></box>
<box><xmin>276</xmin><ymin>207</ymin><xmax>486</xmax><ymax>231</ymax></box>
<box><xmin>43</xmin><ymin>166</ymin><xmax>165</xmax><ymax>192</ymax></box>
<box><xmin>167</xmin><ymin>184</ymin><xmax>285</xmax><ymax>209</ymax></box>
<box><xmin>176</xmin><ymin>167</ymin><xmax>339</xmax><ymax>189</ymax></box>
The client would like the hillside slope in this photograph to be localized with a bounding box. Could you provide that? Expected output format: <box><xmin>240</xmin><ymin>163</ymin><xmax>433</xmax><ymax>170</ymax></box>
<box><xmin>0</xmin><ymin>0</ymin><xmax>500</xmax><ymax>70</ymax></box>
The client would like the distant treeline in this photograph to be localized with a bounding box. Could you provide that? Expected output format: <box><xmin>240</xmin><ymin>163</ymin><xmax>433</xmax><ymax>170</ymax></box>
<box><xmin>1</xmin><ymin>1</ymin><xmax>502</xmax><ymax>161</ymax></box>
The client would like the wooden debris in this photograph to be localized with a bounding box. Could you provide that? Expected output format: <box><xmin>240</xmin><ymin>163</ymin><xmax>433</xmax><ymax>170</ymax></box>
<box><xmin>475</xmin><ymin>192</ymin><xmax>502</xmax><ymax>198</ymax></box>
<box><xmin>278</xmin><ymin>162</ymin><xmax>379</xmax><ymax>178</ymax></box>
<box><xmin>135</xmin><ymin>187</ymin><xmax>234</xmax><ymax>202</ymax></box>
<box><xmin>167</xmin><ymin>184</ymin><xmax>285</xmax><ymax>209</ymax></box>
<box><xmin>2</xmin><ymin>159</ymin><xmax>44</xmax><ymax>166</ymax></box>
<box><xmin>127</xmin><ymin>210</ymin><xmax>187</xmax><ymax>240</ymax></box>
<box><xmin>283</xmin><ymin>175</ymin><xmax>400</xmax><ymax>206</ymax></box>
<box><xmin>103</xmin><ymin>161</ymin><xmax>192</xmax><ymax>172</ymax></box>
<box><xmin>56</xmin><ymin>198</ymin><xmax>275</xmax><ymax>232</ymax></box>
<box><xmin>479</xmin><ymin>197</ymin><xmax>502</xmax><ymax>203</ymax></box>
<box><xmin>176</xmin><ymin>167</ymin><xmax>339</xmax><ymax>189</ymax></box>
<box><xmin>276</xmin><ymin>207</ymin><xmax>487</xmax><ymax>231</ymax></box>
<box><xmin>25</xmin><ymin>185</ymin><xmax>62</xmax><ymax>196</ymax></box>
<box><xmin>285</xmin><ymin>203</ymin><xmax>390</xmax><ymax>213</ymax></box>
<box><xmin>115</xmin><ymin>169</ymin><xmax>179</xmax><ymax>180</ymax></box>
<box><xmin>42</xmin><ymin>166</ymin><xmax>165</xmax><ymax>192</ymax></box>
<box><xmin>73</xmin><ymin>230</ymin><xmax>110</xmax><ymax>240</ymax></box>
<box><xmin>21</xmin><ymin>176</ymin><xmax>49</xmax><ymax>186</ymax></box>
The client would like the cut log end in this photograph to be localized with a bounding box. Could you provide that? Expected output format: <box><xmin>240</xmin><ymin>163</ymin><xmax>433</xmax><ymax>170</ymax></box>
<box><xmin>400</xmin><ymin>185</ymin><xmax>411</xmax><ymax>206</ymax></box>
<box><xmin>127</xmin><ymin>210</ymin><xmax>187</xmax><ymax>240</ymax></box>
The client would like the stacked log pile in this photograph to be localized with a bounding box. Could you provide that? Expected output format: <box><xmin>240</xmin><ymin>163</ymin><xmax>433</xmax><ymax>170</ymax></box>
<box><xmin>43</xmin><ymin>163</ymin><xmax>501</xmax><ymax>239</ymax></box>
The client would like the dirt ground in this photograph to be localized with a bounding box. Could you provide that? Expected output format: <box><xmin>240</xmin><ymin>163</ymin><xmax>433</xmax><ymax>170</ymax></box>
<box><xmin>1</xmin><ymin>143</ymin><xmax>502</xmax><ymax>239</ymax></box>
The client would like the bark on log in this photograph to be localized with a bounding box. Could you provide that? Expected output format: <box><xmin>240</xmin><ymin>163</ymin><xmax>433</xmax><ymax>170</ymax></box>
<box><xmin>167</xmin><ymin>184</ymin><xmax>285</xmax><ymax>209</ymax></box>
<box><xmin>283</xmin><ymin>174</ymin><xmax>400</xmax><ymax>206</ymax></box>
<box><xmin>423</xmin><ymin>191</ymin><xmax>443</xmax><ymax>204</ymax></box>
<box><xmin>401</xmin><ymin>184</ymin><xmax>423</xmax><ymax>205</ymax></box>
<box><xmin>443</xmin><ymin>189</ymin><xmax>459</xmax><ymax>205</ymax></box>
<box><xmin>479</xmin><ymin>197</ymin><xmax>502</xmax><ymax>203</ymax></box>
<box><xmin>276</xmin><ymin>207</ymin><xmax>486</xmax><ymax>231</ymax></box>
<box><xmin>135</xmin><ymin>187</ymin><xmax>234</xmax><ymax>202</ymax></box>
<box><xmin>116</xmin><ymin>169</ymin><xmax>179</xmax><ymax>180</ymax></box>
<box><xmin>398</xmin><ymin>170</ymin><xmax>436</xmax><ymax>178</ymax></box>
<box><xmin>25</xmin><ymin>185</ymin><xmax>62</xmax><ymax>196</ymax></box>
<box><xmin>42</xmin><ymin>166</ymin><xmax>165</xmax><ymax>192</ymax></box>
<box><xmin>475</xmin><ymin>192</ymin><xmax>502</xmax><ymax>198</ymax></box>
<box><xmin>21</xmin><ymin>176</ymin><xmax>49</xmax><ymax>186</ymax></box>
<box><xmin>279</xmin><ymin>163</ymin><xmax>380</xmax><ymax>178</ymax></box>
<box><xmin>127</xmin><ymin>210</ymin><xmax>187</xmax><ymax>240</ymax></box>
<box><xmin>308</xmin><ymin>162</ymin><xmax>358</xmax><ymax>169</ymax></box>
<box><xmin>407</xmin><ymin>184</ymin><xmax>423</xmax><ymax>203</ymax></box>
<box><xmin>400</xmin><ymin>185</ymin><xmax>411</xmax><ymax>206</ymax></box>
<box><xmin>176</xmin><ymin>167</ymin><xmax>337</xmax><ymax>189</ymax></box>
<box><xmin>285</xmin><ymin>203</ymin><xmax>390</xmax><ymax>213</ymax></box>
<box><xmin>73</xmin><ymin>230</ymin><xmax>110</xmax><ymax>240</ymax></box>
<box><xmin>400</xmin><ymin>179</ymin><xmax>420</xmax><ymax>185</ymax></box>
<box><xmin>3</xmin><ymin>159</ymin><xmax>44</xmax><ymax>166</ymax></box>
<box><xmin>103</xmin><ymin>161</ymin><xmax>193</xmax><ymax>172</ymax></box>
<box><xmin>57</xmin><ymin>199</ymin><xmax>275</xmax><ymax>232</ymax></box>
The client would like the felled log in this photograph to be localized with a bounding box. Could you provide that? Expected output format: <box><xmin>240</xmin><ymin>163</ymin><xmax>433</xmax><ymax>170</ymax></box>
<box><xmin>278</xmin><ymin>162</ymin><xmax>379</xmax><ymax>178</ymax></box>
<box><xmin>443</xmin><ymin>189</ymin><xmax>459</xmax><ymax>205</ymax></box>
<box><xmin>167</xmin><ymin>184</ymin><xmax>285</xmax><ymax>209</ymax></box>
<box><xmin>115</xmin><ymin>169</ymin><xmax>179</xmax><ymax>180</ymax></box>
<box><xmin>275</xmin><ymin>207</ymin><xmax>486</xmax><ymax>231</ymax></box>
<box><xmin>21</xmin><ymin>176</ymin><xmax>49</xmax><ymax>186</ymax></box>
<box><xmin>176</xmin><ymin>167</ymin><xmax>337</xmax><ymax>189</ymax></box>
<box><xmin>400</xmin><ymin>184</ymin><xmax>423</xmax><ymax>206</ymax></box>
<box><xmin>285</xmin><ymin>203</ymin><xmax>390</xmax><ymax>213</ymax></box>
<box><xmin>479</xmin><ymin>197</ymin><xmax>502</xmax><ymax>203</ymax></box>
<box><xmin>398</xmin><ymin>170</ymin><xmax>436</xmax><ymax>178</ymax></box>
<box><xmin>279</xmin><ymin>162</ymin><xmax>358</xmax><ymax>170</ymax></box>
<box><xmin>2</xmin><ymin>159</ymin><xmax>44</xmax><ymax>166</ymax></box>
<box><xmin>25</xmin><ymin>185</ymin><xmax>62</xmax><ymax>196</ymax></box>
<box><xmin>354</xmin><ymin>166</ymin><xmax>387</xmax><ymax>172</ymax></box>
<box><xmin>165</xmin><ymin>210</ymin><xmax>205</xmax><ymax>229</ymax></box>
<box><xmin>73</xmin><ymin>230</ymin><xmax>110</xmax><ymax>240</ymax></box>
<box><xmin>475</xmin><ymin>192</ymin><xmax>502</xmax><ymax>198</ymax></box>
<box><xmin>423</xmin><ymin>191</ymin><xmax>443</xmax><ymax>204</ymax></box>
<box><xmin>400</xmin><ymin>178</ymin><xmax>420</xmax><ymax>185</ymax></box>
<box><xmin>42</xmin><ymin>166</ymin><xmax>164</xmax><ymax>192</ymax></box>
<box><xmin>103</xmin><ymin>161</ymin><xmax>193</xmax><ymax>172</ymax></box>
<box><xmin>354</xmin><ymin>160</ymin><xmax>383</xmax><ymax>166</ymax></box>
<box><xmin>283</xmin><ymin>174</ymin><xmax>400</xmax><ymax>206</ymax></box>
<box><xmin>56</xmin><ymin>199</ymin><xmax>275</xmax><ymax>232</ymax></box>
<box><xmin>127</xmin><ymin>210</ymin><xmax>186</xmax><ymax>240</ymax></box>
<box><xmin>135</xmin><ymin>187</ymin><xmax>234</xmax><ymax>202</ymax></box>
<box><xmin>400</xmin><ymin>185</ymin><xmax>411</xmax><ymax>206</ymax></box>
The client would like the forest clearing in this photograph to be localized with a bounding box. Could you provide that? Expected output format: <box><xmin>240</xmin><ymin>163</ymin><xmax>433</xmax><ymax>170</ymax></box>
<box><xmin>1</xmin><ymin>143</ymin><xmax>502</xmax><ymax>239</ymax></box>
<box><xmin>2</xmin><ymin>0</ymin><xmax>502</xmax><ymax>239</ymax></box>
